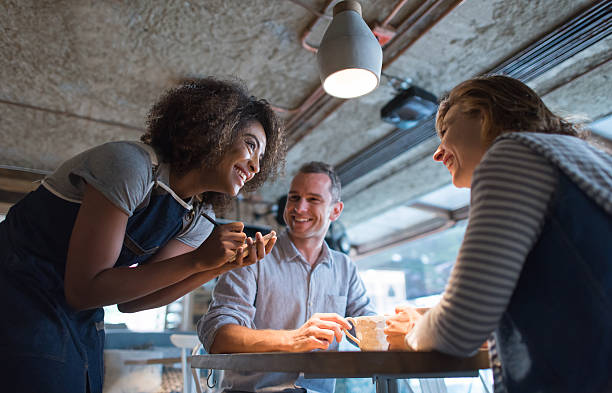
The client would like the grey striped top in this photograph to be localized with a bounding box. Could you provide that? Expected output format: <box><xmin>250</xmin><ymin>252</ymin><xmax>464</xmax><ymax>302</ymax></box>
<box><xmin>406</xmin><ymin>132</ymin><xmax>612</xmax><ymax>355</ymax></box>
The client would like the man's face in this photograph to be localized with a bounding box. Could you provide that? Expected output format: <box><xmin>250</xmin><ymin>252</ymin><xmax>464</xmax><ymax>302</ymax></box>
<box><xmin>283</xmin><ymin>172</ymin><xmax>343</xmax><ymax>241</ymax></box>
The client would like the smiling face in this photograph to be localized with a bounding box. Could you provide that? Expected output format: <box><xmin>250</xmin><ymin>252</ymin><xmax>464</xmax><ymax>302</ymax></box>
<box><xmin>213</xmin><ymin>121</ymin><xmax>267</xmax><ymax>196</ymax></box>
<box><xmin>283</xmin><ymin>172</ymin><xmax>343</xmax><ymax>242</ymax></box>
<box><xmin>433</xmin><ymin>104</ymin><xmax>487</xmax><ymax>188</ymax></box>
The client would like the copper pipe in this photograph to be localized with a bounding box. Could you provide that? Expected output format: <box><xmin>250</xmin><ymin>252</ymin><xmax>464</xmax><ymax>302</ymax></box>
<box><xmin>393</xmin><ymin>0</ymin><xmax>438</xmax><ymax>32</ymax></box>
<box><xmin>270</xmin><ymin>105</ymin><xmax>299</xmax><ymax>114</ymax></box>
<box><xmin>299</xmin><ymin>0</ymin><xmax>334</xmax><ymax>53</ymax></box>
<box><xmin>300</xmin><ymin>32</ymin><xmax>319</xmax><ymax>53</ymax></box>
<box><xmin>284</xmin><ymin>86</ymin><xmax>327</xmax><ymax>130</ymax></box>
<box><xmin>384</xmin><ymin>0</ymin><xmax>462</xmax><ymax>69</ymax></box>
<box><xmin>271</xmin><ymin>86</ymin><xmax>325</xmax><ymax>116</ymax></box>
<box><xmin>381</xmin><ymin>0</ymin><xmax>411</xmax><ymax>27</ymax></box>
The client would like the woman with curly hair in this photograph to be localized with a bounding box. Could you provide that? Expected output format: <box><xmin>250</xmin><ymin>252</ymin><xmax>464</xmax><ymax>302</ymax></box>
<box><xmin>385</xmin><ymin>75</ymin><xmax>612</xmax><ymax>393</ymax></box>
<box><xmin>0</xmin><ymin>77</ymin><xmax>286</xmax><ymax>393</ymax></box>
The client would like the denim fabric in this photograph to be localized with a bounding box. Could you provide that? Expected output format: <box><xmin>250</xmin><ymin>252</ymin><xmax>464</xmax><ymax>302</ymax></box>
<box><xmin>0</xmin><ymin>185</ymin><xmax>187</xmax><ymax>392</ymax></box>
<box><xmin>496</xmin><ymin>172</ymin><xmax>612</xmax><ymax>393</ymax></box>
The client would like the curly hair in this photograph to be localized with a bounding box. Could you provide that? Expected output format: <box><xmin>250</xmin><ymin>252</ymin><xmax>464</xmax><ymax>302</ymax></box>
<box><xmin>141</xmin><ymin>77</ymin><xmax>286</xmax><ymax>211</ymax></box>
<box><xmin>436</xmin><ymin>75</ymin><xmax>583</xmax><ymax>146</ymax></box>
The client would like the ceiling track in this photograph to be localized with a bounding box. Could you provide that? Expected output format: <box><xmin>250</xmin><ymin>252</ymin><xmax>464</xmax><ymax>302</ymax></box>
<box><xmin>335</xmin><ymin>0</ymin><xmax>612</xmax><ymax>187</ymax></box>
<box><xmin>336</xmin><ymin>117</ymin><xmax>436</xmax><ymax>185</ymax></box>
<box><xmin>489</xmin><ymin>0</ymin><xmax>611</xmax><ymax>80</ymax></box>
<box><xmin>285</xmin><ymin>0</ymin><xmax>463</xmax><ymax>147</ymax></box>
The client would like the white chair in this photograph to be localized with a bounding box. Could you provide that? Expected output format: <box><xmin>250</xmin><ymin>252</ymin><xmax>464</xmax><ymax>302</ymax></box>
<box><xmin>170</xmin><ymin>333</ymin><xmax>203</xmax><ymax>393</ymax></box>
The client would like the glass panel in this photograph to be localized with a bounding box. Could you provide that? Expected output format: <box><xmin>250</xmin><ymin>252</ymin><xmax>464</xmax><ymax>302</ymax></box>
<box><xmin>417</xmin><ymin>183</ymin><xmax>470</xmax><ymax>210</ymax></box>
<box><xmin>590</xmin><ymin>114</ymin><xmax>612</xmax><ymax>139</ymax></box>
<box><xmin>104</xmin><ymin>304</ymin><xmax>167</xmax><ymax>331</ymax></box>
<box><xmin>345</xmin><ymin>220</ymin><xmax>492</xmax><ymax>393</ymax></box>
<box><xmin>357</xmin><ymin>221</ymin><xmax>467</xmax><ymax>272</ymax></box>
<box><xmin>346</xmin><ymin>206</ymin><xmax>436</xmax><ymax>246</ymax></box>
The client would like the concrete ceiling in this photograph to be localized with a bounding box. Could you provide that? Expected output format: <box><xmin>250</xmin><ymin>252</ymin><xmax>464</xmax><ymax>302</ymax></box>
<box><xmin>1</xmin><ymin>0</ymin><xmax>611</xmax><ymax>249</ymax></box>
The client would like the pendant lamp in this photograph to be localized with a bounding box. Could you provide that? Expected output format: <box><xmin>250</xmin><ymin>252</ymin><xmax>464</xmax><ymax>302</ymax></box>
<box><xmin>317</xmin><ymin>1</ymin><xmax>383</xmax><ymax>99</ymax></box>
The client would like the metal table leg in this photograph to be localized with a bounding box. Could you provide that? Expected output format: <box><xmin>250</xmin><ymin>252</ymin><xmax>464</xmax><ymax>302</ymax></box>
<box><xmin>374</xmin><ymin>376</ymin><xmax>399</xmax><ymax>393</ymax></box>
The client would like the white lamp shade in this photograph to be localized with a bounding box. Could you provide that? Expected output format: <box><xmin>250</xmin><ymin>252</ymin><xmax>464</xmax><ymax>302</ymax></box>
<box><xmin>317</xmin><ymin>2</ymin><xmax>382</xmax><ymax>99</ymax></box>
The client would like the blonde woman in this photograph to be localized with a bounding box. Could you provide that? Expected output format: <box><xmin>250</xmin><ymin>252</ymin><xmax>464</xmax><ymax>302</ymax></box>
<box><xmin>385</xmin><ymin>75</ymin><xmax>612</xmax><ymax>393</ymax></box>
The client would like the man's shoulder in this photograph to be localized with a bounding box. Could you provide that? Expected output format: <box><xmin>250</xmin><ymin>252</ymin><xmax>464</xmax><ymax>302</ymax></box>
<box><xmin>327</xmin><ymin>247</ymin><xmax>357</xmax><ymax>271</ymax></box>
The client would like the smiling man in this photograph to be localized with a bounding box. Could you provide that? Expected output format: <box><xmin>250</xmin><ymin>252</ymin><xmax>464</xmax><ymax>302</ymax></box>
<box><xmin>197</xmin><ymin>161</ymin><xmax>375</xmax><ymax>393</ymax></box>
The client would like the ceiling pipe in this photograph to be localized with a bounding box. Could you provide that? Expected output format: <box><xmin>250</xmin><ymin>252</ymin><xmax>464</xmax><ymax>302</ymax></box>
<box><xmin>300</xmin><ymin>0</ymin><xmax>335</xmax><ymax>53</ymax></box>
<box><xmin>380</xmin><ymin>0</ymin><xmax>411</xmax><ymax>28</ymax></box>
<box><xmin>382</xmin><ymin>0</ymin><xmax>455</xmax><ymax>67</ymax></box>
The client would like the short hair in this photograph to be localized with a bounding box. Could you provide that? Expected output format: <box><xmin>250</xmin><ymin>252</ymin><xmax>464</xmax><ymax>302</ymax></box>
<box><xmin>436</xmin><ymin>75</ymin><xmax>583</xmax><ymax>145</ymax></box>
<box><xmin>297</xmin><ymin>161</ymin><xmax>341</xmax><ymax>202</ymax></box>
<box><xmin>141</xmin><ymin>77</ymin><xmax>286</xmax><ymax>211</ymax></box>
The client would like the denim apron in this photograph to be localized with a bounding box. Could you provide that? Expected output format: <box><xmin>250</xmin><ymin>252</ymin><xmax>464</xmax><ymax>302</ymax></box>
<box><xmin>494</xmin><ymin>171</ymin><xmax>612</xmax><ymax>393</ymax></box>
<box><xmin>0</xmin><ymin>162</ymin><xmax>193</xmax><ymax>392</ymax></box>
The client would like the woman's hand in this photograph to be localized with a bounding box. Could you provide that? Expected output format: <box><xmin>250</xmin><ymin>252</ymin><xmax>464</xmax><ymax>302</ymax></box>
<box><xmin>233</xmin><ymin>231</ymin><xmax>277</xmax><ymax>266</ymax></box>
<box><xmin>384</xmin><ymin>305</ymin><xmax>425</xmax><ymax>350</ymax></box>
<box><xmin>191</xmin><ymin>225</ymin><xmax>277</xmax><ymax>271</ymax></box>
<box><xmin>191</xmin><ymin>222</ymin><xmax>247</xmax><ymax>270</ymax></box>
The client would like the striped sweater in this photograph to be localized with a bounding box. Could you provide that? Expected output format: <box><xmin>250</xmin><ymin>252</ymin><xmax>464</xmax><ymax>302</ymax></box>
<box><xmin>406</xmin><ymin>132</ymin><xmax>612</xmax><ymax>355</ymax></box>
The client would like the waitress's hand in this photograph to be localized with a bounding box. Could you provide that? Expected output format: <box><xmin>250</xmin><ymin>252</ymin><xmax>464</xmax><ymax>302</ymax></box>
<box><xmin>191</xmin><ymin>222</ymin><xmax>247</xmax><ymax>270</ymax></box>
<box><xmin>384</xmin><ymin>306</ymin><xmax>424</xmax><ymax>350</ymax></box>
<box><xmin>233</xmin><ymin>231</ymin><xmax>277</xmax><ymax>268</ymax></box>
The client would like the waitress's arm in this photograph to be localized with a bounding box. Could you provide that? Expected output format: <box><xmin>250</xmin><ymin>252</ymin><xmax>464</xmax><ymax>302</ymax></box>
<box><xmin>64</xmin><ymin>184</ymin><xmax>248</xmax><ymax>311</ymax></box>
<box><xmin>116</xmin><ymin>239</ymin><xmax>243</xmax><ymax>313</ymax></box>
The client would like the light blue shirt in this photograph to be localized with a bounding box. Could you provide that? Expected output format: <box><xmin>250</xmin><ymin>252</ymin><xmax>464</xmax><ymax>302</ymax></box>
<box><xmin>197</xmin><ymin>230</ymin><xmax>376</xmax><ymax>393</ymax></box>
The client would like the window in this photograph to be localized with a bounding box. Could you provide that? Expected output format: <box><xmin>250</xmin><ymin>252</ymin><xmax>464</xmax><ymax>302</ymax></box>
<box><xmin>336</xmin><ymin>183</ymin><xmax>493</xmax><ymax>393</ymax></box>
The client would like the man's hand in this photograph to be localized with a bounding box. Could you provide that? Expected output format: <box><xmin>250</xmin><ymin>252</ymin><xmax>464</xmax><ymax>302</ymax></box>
<box><xmin>285</xmin><ymin>313</ymin><xmax>351</xmax><ymax>352</ymax></box>
<box><xmin>384</xmin><ymin>306</ymin><xmax>425</xmax><ymax>350</ymax></box>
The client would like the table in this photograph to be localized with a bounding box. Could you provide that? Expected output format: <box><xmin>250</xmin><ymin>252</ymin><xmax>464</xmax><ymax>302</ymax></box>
<box><xmin>191</xmin><ymin>350</ymin><xmax>491</xmax><ymax>393</ymax></box>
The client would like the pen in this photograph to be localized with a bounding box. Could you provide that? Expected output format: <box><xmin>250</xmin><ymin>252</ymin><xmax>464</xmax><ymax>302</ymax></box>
<box><xmin>200</xmin><ymin>211</ymin><xmax>220</xmax><ymax>228</ymax></box>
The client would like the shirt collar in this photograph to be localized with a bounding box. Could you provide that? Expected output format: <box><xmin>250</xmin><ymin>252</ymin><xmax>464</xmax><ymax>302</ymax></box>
<box><xmin>277</xmin><ymin>229</ymin><xmax>333</xmax><ymax>266</ymax></box>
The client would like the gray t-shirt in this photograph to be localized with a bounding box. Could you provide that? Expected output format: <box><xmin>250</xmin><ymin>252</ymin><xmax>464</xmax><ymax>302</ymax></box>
<box><xmin>41</xmin><ymin>141</ymin><xmax>214</xmax><ymax>248</ymax></box>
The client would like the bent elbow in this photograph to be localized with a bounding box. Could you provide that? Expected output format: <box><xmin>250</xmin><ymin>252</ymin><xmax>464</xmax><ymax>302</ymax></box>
<box><xmin>209</xmin><ymin>340</ymin><xmax>223</xmax><ymax>354</ymax></box>
<box><xmin>117</xmin><ymin>302</ymin><xmax>140</xmax><ymax>313</ymax></box>
<box><xmin>64</xmin><ymin>286</ymin><xmax>90</xmax><ymax>311</ymax></box>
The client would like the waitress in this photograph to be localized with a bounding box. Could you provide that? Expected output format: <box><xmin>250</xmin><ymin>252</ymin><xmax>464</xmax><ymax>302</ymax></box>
<box><xmin>0</xmin><ymin>77</ymin><xmax>286</xmax><ymax>393</ymax></box>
